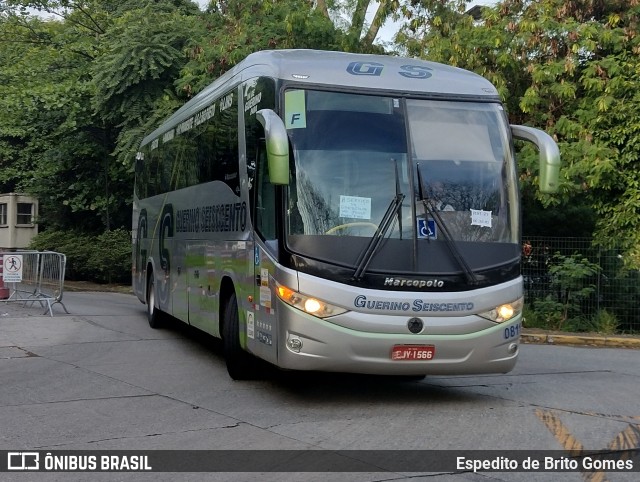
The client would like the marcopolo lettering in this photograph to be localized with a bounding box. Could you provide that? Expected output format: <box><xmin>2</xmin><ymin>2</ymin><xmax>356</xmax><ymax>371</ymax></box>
<box><xmin>384</xmin><ymin>277</ymin><xmax>444</xmax><ymax>288</ymax></box>
<box><xmin>176</xmin><ymin>202</ymin><xmax>247</xmax><ymax>233</ymax></box>
<box><xmin>353</xmin><ymin>295</ymin><xmax>474</xmax><ymax>313</ymax></box>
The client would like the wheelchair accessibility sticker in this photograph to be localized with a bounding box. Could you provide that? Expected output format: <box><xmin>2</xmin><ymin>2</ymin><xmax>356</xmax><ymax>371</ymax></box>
<box><xmin>417</xmin><ymin>219</ymin><xmax>437</xmax><ymax>239</ymax></box>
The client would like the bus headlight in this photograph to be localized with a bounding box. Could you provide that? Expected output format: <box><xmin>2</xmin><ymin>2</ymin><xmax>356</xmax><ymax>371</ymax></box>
<box><xmin>478</xmin><ymin>297</ymin><xmax>524</xmax><ymax>323</ymax></box>
<box><xmin>276</xmin><ymin>283</ymin><xmax>347</xmax><ymax>318</ymax></box>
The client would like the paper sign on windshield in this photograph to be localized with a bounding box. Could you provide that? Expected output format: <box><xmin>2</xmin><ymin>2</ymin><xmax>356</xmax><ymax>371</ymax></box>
<box><xmin>339</xmin><ymin>195</ymin><xmax>371</xmax><ymax>220</ymax></box>
<box><xmin>470</xmin><ymin>209</ymin><xmax>492</xmax><ymax>228</ymax></box>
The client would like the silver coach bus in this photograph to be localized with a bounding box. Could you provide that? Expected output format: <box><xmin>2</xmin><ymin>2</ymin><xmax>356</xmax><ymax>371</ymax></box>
<box><xmin>133</xmin><ymin>49</ymin><xmax>560</xmax><ymax>380</ymax></box>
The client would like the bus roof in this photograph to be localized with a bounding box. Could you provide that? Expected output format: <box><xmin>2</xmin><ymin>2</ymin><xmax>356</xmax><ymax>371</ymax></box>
<box><xmin>243</xmin><ymin>49</ymin><xmax>499</xmax><ymax>95</ymax></box>
<box><xmin>141</xmin><ymin>49</ymin><xmax>500</xmax><ymax>147</ymax></box>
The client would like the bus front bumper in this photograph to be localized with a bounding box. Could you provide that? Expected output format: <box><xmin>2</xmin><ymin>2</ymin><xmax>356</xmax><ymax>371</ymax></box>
<box><xmin>275</xmin><ymin>305</ymin><xmax>521</xmax><ymax>376</ymax></box>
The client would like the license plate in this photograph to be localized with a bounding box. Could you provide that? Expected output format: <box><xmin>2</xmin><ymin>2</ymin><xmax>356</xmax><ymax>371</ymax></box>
<box><xmin>391</xmin><ymin>345</ymin><xmax>435</xmax><ymax>361</ymax></box>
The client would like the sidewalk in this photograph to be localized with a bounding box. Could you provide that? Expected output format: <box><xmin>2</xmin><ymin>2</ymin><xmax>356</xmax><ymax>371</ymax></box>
<box><xmin>521</xmin><ymin>328</ymin><xmax>640</xmax><ymax>349</ymax></box>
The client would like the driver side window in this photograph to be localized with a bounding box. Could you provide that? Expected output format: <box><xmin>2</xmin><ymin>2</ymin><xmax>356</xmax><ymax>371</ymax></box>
<box><xmin>254</xmin><ymin>142</ymin><xmax>276</xmax><ymax>240</ymax></box>
<box><xmin>244</xmin><ymin>77</ymin><xmax>276</xmax><ymax>242</ymax></box>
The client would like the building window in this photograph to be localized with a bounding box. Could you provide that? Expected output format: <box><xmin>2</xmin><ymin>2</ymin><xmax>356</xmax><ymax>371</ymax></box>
<box><xmin>16</xmin><ymin>203</ymin><xmax>34</xmax><ymax>225</ymax></box>
<box><xmin>0</xmin><ymin>204</ymin><xmax>7</xmax><ymax>225</ymax></box>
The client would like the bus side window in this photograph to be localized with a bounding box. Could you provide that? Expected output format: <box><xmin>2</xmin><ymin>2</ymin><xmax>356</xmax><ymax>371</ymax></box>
<box><xmin>254</xmin><ymin>140</ymin><xmax>276</xmax><ymax>240</ymax></box>
<box><xmin>244</xmin><ymin>76</ymin><xmax>277</xmax><ymax>242</ymax></box>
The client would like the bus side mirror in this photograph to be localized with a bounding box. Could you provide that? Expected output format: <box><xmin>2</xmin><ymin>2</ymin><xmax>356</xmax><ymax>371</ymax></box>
<box><xmin>256</xmin><ymin>109</ymin><xmax>290</xmax><ymax>185</ymax></box>
<box><xmin>511</xmin><ymin>125</ymin><xmax>561</xmax><ymax>194</ymax></box>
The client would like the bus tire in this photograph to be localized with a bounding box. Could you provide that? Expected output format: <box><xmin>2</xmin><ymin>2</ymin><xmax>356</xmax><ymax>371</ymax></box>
<box><xmin>223</xmin><ymin>292</ymin><xmax>256</xmax><ymax>380</ymax></box>
<box><xmin>146</xmin><ymin>274</ymin><xmax>163</xmax><ymax>329</ymax></box>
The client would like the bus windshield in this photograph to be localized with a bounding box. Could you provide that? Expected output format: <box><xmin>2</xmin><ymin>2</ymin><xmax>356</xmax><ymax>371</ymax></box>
<box><xmin>285</xmin><ymin>89</ymin><xmax>519</xmax><ymax>277</ymax></box>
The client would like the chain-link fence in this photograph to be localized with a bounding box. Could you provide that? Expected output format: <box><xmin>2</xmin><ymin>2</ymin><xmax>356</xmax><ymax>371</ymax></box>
<box><xmin>521</xmin><ymin>236</ymin><xmax>639</xmax><ymax>333</ymax></box>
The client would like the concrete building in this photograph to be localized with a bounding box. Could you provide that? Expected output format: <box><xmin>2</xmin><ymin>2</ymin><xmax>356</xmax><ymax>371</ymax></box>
<box><xmin>0</xmin><ymin>193</ymin><xmax>39</xmax><ymax>250</ymax></box>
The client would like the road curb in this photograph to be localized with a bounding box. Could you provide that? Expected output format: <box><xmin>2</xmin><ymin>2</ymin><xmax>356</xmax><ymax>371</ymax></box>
<box><xmin>521</xmin><ymin>332</ymin><xmax>640</xmax><ymax>349</ymax></box>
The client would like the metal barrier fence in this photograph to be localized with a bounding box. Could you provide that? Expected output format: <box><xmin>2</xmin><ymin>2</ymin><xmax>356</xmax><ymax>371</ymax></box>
<box><xmin>0</xmin><ymin>251</ymin><xmax>68</xmax><ymax>316</ymax></box>
<box><xmin>521</xmin><ymin>237</ymin><xmax>640</xmax><ymax>333</ymax></box>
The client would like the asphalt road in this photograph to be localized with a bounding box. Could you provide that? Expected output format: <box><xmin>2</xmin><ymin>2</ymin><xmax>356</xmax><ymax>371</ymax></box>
<box><xmin>1</xmin><ymin>291</ymin><xmax>639</xmax><ymax>481</ymax></box>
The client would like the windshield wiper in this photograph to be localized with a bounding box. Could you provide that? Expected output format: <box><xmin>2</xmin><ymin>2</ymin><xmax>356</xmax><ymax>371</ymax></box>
<box><xmin>416</xmin><ymin>164</ymin><xmax>478</xmax><ymax>285</ymax></box>
<box><xmin>352</xmin><ymin>159</ymin><xmax>405</xmax><ymax>281</ymax></box>
<box><xmin>393</xmin><ymin>158</ymin><xmax>403</xmax><ymax>240</ymax></box>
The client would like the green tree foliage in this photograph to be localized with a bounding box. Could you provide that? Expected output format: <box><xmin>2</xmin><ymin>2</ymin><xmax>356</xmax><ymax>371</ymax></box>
<box><xmin>397</xmin><ymin>0</ymin><xmax>640</xmax><ymax>268</ymax></box>
<box><xmin>12</xmin><ymin>0</ymin><xmax>640</xmax><ymax>284</ymax></box>
<box><xmin>29</xmin><ymin>227</ymin><xmax>131</xmax><ymax>283</ymax></box>
<box><xmin>0</xmin><ymin>0</ymin><xmax>370</xmax><ymax>240</ymax></box>
<box><xmin>314</xmin><ymin>0</ymin><xmax>400</xmax><ymax>51</ymax></box>
<box><xmin>28</xmin><ymin>229</ymin><xmax>93</xmax><ymax>280</ymax></box>
<box><xmin>526</xmin><ymin>253</ymin><xmax>601</xmax><ymax>331</ymax></box>
<box><xmin>175</xmin><ymin>0</ymin><xmax>347</xmax><ymax>97</ymax></box>
<box><xmin>92</xmin><ymin>2</ymin><xmax>206</xmax><ymax>173</ymax></box>
<box><xmin>1</xmin><ymin>1</ymin><xmax>125</xmax><ymax>230</ymax></box>
<box><xmin>1</xmin><ymin>17</ymin><xmax>101</xmax><ymax>229</ymax></box>
<box><xmin>86</xmin><ymin>228</ymin><xmax>132</xmax><ymax>283</ymax></box>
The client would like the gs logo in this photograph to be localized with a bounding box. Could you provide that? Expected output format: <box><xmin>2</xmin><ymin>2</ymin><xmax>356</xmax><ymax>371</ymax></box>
<box><xmin>346</xmin><ymin>62</ymin><xmax>432</xmax><ymax>79</ymax></box>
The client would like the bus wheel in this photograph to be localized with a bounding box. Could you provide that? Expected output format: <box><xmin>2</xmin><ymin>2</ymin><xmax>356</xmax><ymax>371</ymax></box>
<box><xmin>146</xmin><ymin>274</ymin><xmax>163</xmax><ymax>329</ymax></box>
<box><xmin>223</xmin><ymin>292</ymin><xmax>256</xmax><ymax>380</ymax></box>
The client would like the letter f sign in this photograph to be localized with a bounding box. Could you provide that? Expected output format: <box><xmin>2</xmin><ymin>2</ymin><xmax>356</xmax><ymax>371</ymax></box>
<box><xmin>284</xmin><ymin>90</ymin><xmax>306</xmax><ymax>128</ymax></box>
<box><xmin>285</xmin><ymin>110</ymin><xmax>306</xmax><ymax>129</ymax></box>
